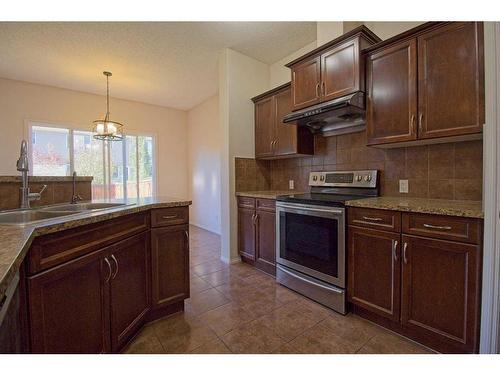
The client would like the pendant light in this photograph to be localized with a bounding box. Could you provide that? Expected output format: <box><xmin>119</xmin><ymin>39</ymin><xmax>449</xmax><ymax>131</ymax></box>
<box><xmin>92</xmin><ymin>71</ymin><xmax>124</xmax><ymax>141</ymax></box>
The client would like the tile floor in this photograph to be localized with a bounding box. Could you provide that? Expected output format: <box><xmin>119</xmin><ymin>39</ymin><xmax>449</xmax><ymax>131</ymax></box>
<box><xmin>124</xmin><ymin>225</ymin><xmax>434</xmax><ymax>354</ymax></box>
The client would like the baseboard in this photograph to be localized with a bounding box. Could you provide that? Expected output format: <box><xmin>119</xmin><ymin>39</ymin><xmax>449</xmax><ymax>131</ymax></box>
<box><xmin>189</xmin><ymin>221</ymin><xmax>221</xmax><ymax>235</ymax></box>
<box><xmin>220</xmin><ymin>255</ymin><xmax>241</xmax><ymax>264</ymax></box>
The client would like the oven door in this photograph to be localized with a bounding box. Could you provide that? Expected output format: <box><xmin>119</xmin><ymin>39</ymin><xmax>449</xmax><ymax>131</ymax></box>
<box><xmin>276</xmin><ymin>202</ymin><xmax>345</xmax><ymax>288</ymax></box>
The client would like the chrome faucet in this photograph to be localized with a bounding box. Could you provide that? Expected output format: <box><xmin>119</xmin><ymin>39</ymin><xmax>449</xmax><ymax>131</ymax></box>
<box><xmin>71</xmin><ymin>171</ymin><xmax>83</xmax><ymax>204</ymax></box>
<box><xmin>16</xmin><ymin>140</ymin><xmax>47</xmax><ymax>209</ymax></box>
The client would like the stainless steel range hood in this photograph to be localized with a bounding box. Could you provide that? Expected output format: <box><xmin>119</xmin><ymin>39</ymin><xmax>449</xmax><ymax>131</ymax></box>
<box><xmin>283</xmin><ymin>92</ymin><xmax>366</xmax><ymax>137</ymax></box>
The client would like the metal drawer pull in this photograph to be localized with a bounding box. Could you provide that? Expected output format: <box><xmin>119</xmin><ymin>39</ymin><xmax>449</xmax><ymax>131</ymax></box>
<box><xmin>162</xmin><ymin>214</ymin><xmax>178</xmax><ymax>219</ymax></box>
<box><xmin>184</xmin><ymin>230</ymin><xmax>189</xmax><ymax>242</ymax></box>
<box><xmin>393</xmin><ymin>240</ymin><xmax>398</xmax><ymax>261</ymax></box>
<box><xmin>111</xmin><ymin>254</ymin><xmax>119</xmax><ymax>279</ymax></box>
<box><xmin>423</xmin><ymin>223</ymin><xmax>452</xmax><ymax>231</ymax></box>
<box><xmin>362</xmin><ymin>216</ymin><xmax>383</xmax><ymax>222</ymax></box>
<box><xmin>104</xmin><ymin>257</ymin><xmax>112</xmax><ymax>283</ymax></box>
<box><xmin>403</xmin><ymin>242</ymin><xmax>408</xmax><ymax>264</ymax></box>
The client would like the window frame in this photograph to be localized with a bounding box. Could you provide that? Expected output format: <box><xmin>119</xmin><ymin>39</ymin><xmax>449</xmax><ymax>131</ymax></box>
<box><xmin>25</xmin><ymin>119</ymin><xmax>158</xmax><ymax>199</ymax></box>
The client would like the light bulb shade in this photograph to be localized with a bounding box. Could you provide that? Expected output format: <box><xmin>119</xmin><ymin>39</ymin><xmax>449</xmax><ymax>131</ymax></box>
<box><xmin>92</xmin><ymin>119</ymin><xmax>124</xmax><ymax>141</ymax></box>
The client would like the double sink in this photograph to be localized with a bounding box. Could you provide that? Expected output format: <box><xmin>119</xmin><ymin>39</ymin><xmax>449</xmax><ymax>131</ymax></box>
<box><xmin>0</xmin><ymin>202</ymin><xmax>129</xmax><ymax>226</ymax></box>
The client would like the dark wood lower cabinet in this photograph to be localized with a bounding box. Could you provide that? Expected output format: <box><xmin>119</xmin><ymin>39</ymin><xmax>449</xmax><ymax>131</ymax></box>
<box><xmin>24</xmin><ymin>207</ymin><xmax>189</xmax><ymax>353</ymax></box>
<box><xmin>348</xmin><ymin>226</ymin><xmax>401</xmax><ymax>322</ymax></box>
<box><xmin>109</xmin><ymin>231</ymin><xmax>151</xmax><ymax>352</ymax></box>
<box><xmin>28</xmin><ymin>249</ymin><xmax>110</xmax><ymax>353</ymax></box>
<box><xmin>238</xmin><ymin>197</ymin><xmax>276</xmax><ymax>275</ymax></box>
<box><xmin>151</xmin><ymin>224</ymin><xmax>190</xmax><ymax>312</ymax></box>
<box><xmin>401</xmin><ymin>235</ymin><xmax>480</xmax><ymax>353</ymax></box>
<box><xmin>348</xmin><ymin>207</ymin><xmax>482</xmax><ymax>353</ymax></box>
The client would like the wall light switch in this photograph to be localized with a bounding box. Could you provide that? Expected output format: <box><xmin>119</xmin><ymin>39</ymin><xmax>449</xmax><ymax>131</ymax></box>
<box><xmin>399</xmin><ymin>179</ymin><xmax>409</xmax><ymax>194</ymax></box>
<box><xmin>289</xmin><ymin>180</ymin><xmax>294</xmax><ymax>190</ymax></box>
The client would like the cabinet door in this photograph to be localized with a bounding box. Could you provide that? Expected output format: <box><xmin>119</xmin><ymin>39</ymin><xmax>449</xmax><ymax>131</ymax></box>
<box><xmin>321</xmin><ymin>38</ymin><xmax>360</xmax><ymax>101</ymax></box>
<box><xmin>417</xmin><ymin>22</ymin><xmax>484</xmax><ymax>139</ymax></box>
<box><xmin>274</xmin><ymin>86</ymin><xmax>296</xmax><ymax>156</ymax></box>
<box><xmin>109</xmin><ymin>231</ymin><xmax>150</xmax><ymax>352</ymax></box>
<box><xmin>291</xmin><ymin>56</ymin><xmax>321</xmax><ymax>110</ymax></box>
<box><xmin>366</xmin><ymin>39</ymin><xmax>418</xmax><ymax>145</ymax></box>
<box><xmin>255</xmin><ymin>96</ymin><xmax>275</xmax><ymax>158</ymax></box>
<box><xmin>348</xmin><ymin>226</ymin><xmax>401</xmax><ymax>322</ymax></box>
<box><xmin>238</xmin><ymin>207</ymin><xmax>256</xmax><ymax>261</ymax></box>
<box><xmin>256</xmin><ymin>208</ymin><xmax>276</xmax><ymax>273</ymax></box>
<box><xmin>401</xmin><ymin>235</ymin><xmax>480</xmax><ymax>353</ymax></box>
<box><xmin>28</xmin><ymin>249</ymin><xmax>110</xmax><ymax>353</ymax></box>
<box><xmin>151</xmin><ymin>225</ymin><xmax>190</xmax><ymax>309</ymax></box>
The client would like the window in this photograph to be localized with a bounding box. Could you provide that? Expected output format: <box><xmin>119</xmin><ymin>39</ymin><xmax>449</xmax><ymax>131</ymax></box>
<box><xmin>28</xmin><ymin>122</ymin><xmax>155</xmax><ymax>199</ymax></box>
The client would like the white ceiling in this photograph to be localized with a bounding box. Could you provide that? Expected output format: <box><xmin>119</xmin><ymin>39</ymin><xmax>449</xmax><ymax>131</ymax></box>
<box><xmin>0</xmin><ymin>22</ymin><xmax>316</xmax><ymax>110</ymax></box>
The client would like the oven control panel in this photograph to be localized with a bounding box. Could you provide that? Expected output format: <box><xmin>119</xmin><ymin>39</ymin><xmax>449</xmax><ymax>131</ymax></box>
<box><xmin>309</xmin><ymin>170</ymin><xmax>378</xmax><ymax>188</ymax></box>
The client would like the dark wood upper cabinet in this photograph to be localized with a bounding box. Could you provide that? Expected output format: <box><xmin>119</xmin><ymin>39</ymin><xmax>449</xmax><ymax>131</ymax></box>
<box><xmin>151</xmin><ymin>224</ymin><xmax>190</xmax><ymax>309</ymax></box>
<box><xmin>401</xmin><ymin>234</ymin><xmax>481</xmax><ymax>353</ymax></box>
<box><xmin>254</xmin><ymin>95</ymin><xmax>275</xmax><ymax>158</ymax></box>
<box><xmin>348</xmin><ymin>226</ymin><xmax>401</xmax><ymax>322</ymax></box>
<box><xmin>28</xmin><ymin>248</ymin><xmax>111</xmax><ymax>353</ymax></box>
<box><xmin>252</xmin><ymin>83</ymin><xmax>313</xmax><ymax>159</ymax></box>
<box><xmin>366</xmin><ymin>39</ymin><xmax>418</xmax><ymax>145</ymax></box>
<box><xmin>287</xmin><ymin>26</ymin><xmax>381</xmax><ymax>111</ymax></box>
<box><xmin>290</xmin><ymin>56</ymin><xmax>322</xmax><ymax>110</ymax></box>
<box><xmin>109</xmin><ymin>232</ymin><xmax>150</xmax><ymax>352</ymax></box>
<box><xmin>417</xmin><ymin>22</ymin><xmax>484</xmax><ymax>139</ymax></box>
<box><xmin>365</xmin><ymin>22</ymin><xmax>484</xmax><ymax>146</ymax></box>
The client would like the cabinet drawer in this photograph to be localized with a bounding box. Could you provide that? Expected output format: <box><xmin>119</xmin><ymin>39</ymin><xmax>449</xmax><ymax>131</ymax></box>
<box><xmin>348</xmin><ymin>207</ymin><xmax>401</xmax><ymax>232</ymax></box>
<box><xmin>256</xmin><ymin>198</ymin><xmax>275</xmax><ymax>212</ymax></box>
<box><xmin>28</xmin><ymin>212</ymin><xmax>150</xmax><ymax>275</ymax></box>
<box><xmin>151</xmin><ymin>207</ymin><xmax>189</xmax><ymax>228</ymax></box>
<box><xmin>402</xmin><ymin>213</ymin><xmax>482</xmax><ymax>244</ymax></box>
<box><xmin>237</xmin><ymin>196</ymin><xmax>255</xmax><ymax>209</ymax></box>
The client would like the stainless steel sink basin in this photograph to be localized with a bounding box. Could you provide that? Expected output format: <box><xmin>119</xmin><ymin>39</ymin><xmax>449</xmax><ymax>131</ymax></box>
<box><xmin>40</xmin><ymin>202</ymin><xmax>127</xmax><ymax>212</ymax></box>
<box><xmin>0</xmin><ymin>209</ymin><xmax>76</xmax><ymax>225</ymax></box>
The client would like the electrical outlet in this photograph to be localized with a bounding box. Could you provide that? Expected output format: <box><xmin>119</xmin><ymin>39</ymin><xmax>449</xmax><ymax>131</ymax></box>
<box><xmin>289</xmin><ymin>180</ymin><xmax>294</xmax><ymax>190</ymax></box>
<box><xmin>399</xmin><ymin>179</ymin><xmax>409</xmax><ymax>194</ymax></box>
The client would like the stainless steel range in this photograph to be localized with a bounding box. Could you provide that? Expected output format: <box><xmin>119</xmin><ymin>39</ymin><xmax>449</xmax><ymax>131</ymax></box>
<box><xmin>275</xmin><ymin>170</ymin><xmax>379</xmax><ymax>314</ymax></box>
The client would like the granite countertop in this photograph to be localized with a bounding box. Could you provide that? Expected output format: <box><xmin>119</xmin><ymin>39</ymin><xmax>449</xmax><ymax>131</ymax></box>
<box><xmin>0</xmin><ymin>196</ymin><xmax>191</xmax><ymax>296</ymax></box>
<box><xmin>345</xmin><ymin>197</ymin><xmax>483</xmax><ymax>219</ymax></box>
<box><xmin>236</xmin><ymin>190</ymin><xmax>300</xmax><ymax>199</ymax></box>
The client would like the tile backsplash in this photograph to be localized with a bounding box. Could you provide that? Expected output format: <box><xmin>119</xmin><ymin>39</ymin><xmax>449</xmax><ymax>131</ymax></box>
<box><xmin>0</xmin><ymin>176</ymin><xmax>93</xmax><ymax>210</ymax></box>
<box><xmin>235</xmin><ymin>131</ymin><xmax>483</xmax><ymax>201</ymax></box>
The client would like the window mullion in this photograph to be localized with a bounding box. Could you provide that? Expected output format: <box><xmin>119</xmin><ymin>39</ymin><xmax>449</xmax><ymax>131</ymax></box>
<box><xmin>136</xmin><ymin>136</ymin><xmax>139</xmax><ymax>199</ymax></box>
<box><xmin>122</xmin><ymin>135</ymin><xmax>127</xmax><ymax>199</ymax></box>
<box><xmin>68</xmin><ymin>129</ymin><xmax>74</xmax><ymax>175</ymax></box>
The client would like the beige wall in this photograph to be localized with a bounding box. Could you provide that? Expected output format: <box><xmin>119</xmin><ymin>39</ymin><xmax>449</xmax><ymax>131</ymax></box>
<box><xmin>363</xmin><ymin>21</ymin><xmax>424</xmax><ymax>40</ymax></box>
<box><xmin>187</xmin><ymin>94</ymin><xmax>221</xmax><ymax>234</ymax></box>
<box><xmin>219</xmin><ymin>48</ymin><xmax>270</xmax><ymax>263</ymax></box>
<box><xmin>0</xmin><ymin>78</ymin><xmax>189</xmax><ymax>199</ymax></box>
<box><xmin>316</xmin><ymin>22</ymin><xmax>343</xmax><ymax>46</ymax></box>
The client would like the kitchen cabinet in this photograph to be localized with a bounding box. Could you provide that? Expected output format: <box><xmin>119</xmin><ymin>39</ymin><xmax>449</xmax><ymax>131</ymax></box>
<box><xmin>287</xmin><ymin>26</ymin><xmax>380</xmax><ymax>111</ymax></box>
<box><xmin>347</xmin><ymin>207</ymin><xmax>482</xmax><ymax>353</ymax></box>
<box><xmin>365</xmin><ymin>22</ymin><xmax>484</xmax><ymax>146</ymax></box>
<box><xmin>237</xmin><ymin>197</ymin><xmax>276</xmax><ymax>275</ymax></box>
<box><xmin>348</xmin><ymin>226</ymin><xmax>401</xmax><ymax>322</ymax></box>
<box><xmin>401</xmin><ymin>234</ymin><xmax>480</xmax><ymax>354</ymax></box>
<box><xmin>109</xmin><ymin>232</ymin><xmax>150</xmax><ymax>352</ymax></box>
<box><xmin>252</xmin><ymin>83</ymin><xmax>314</xmax><ymax>159</ymax></box>
<box><xmin>28</xmin><ymin>247</ymin><xmax>111</xmax><ymax>353</ymax></box>
<box><xmin>151</xmin><ymin>225</ymin><xmax>190</xmax><ymax>310</ymax></box>
<box><xmin>25</xmin><ymin>207</ymin><xmax>190</xmax><ymax>353</ymax></box>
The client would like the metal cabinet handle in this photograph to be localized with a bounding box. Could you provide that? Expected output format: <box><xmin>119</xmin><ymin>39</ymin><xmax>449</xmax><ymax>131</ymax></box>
<box><xmin>162</xmin><ymin>214</ymin><xmax>178</xmax><ymax>219</ymax></box>
<box><xmin>362</xmin><ymin>216</ymin><xmax>383</xmax><ymax>222</ymax></box>
<box><xmin>403</xmin><ymin>242</ymin><xmax>408</xmax><ymax>264</ymax></box>
<box><xmin>184</xmin><ymin>230</ymin><xmax>189</xmax><ymax>242</ymax></box>
<box><xmin>423</xmin><ymin>223</ymin><xmax>452</xmax><ymax>231</ymax></box>
<box><xmin>392</xmin><ymin>240</ymin><xmax>398</xmax><ymax>261</ymax></box>
<box><xmin>111</xmin><ymin>254</ymin><xmax>119</xmax><ymax>279</ymax></box>
<box><xmin>252</xmin><ymin>213</ymin><xmax>259</xmax><ymax>226</ymax></box>
<box><xmin>104</xmin><ymin>257</ymin><xmax>112</xmax><ymax>283</ymax></box>
<box><xmin>418</xmin><ymin>112</ymin><xmax>424</xmax><ymax>133</ymax></box>
<box><xmin>315</xmin><ymin>83</ymin><xmax>320</xmax><ymax>98</ymax></box>
<box><xmin>321</xmin><ymin>81</ymin><xmax>326</xmax><ymax>96</ymax></box>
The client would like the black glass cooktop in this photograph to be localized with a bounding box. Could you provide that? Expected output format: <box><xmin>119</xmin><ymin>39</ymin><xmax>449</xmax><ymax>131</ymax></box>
<box><xmin>276</xmin><ymin>193</ymin><xmax>365</xmax><ymax>207</ymax></box>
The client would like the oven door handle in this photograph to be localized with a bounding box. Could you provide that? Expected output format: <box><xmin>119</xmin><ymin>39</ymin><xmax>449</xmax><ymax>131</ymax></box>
<box><xmin>277</xmin><ymin>203</ymin><xmax>344</xmax><ymax>216</ymax></box>
<box><xmin>278</xmin><ymin>265</ymin><xmax>343</xmax><ymax>294</ymax></box>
